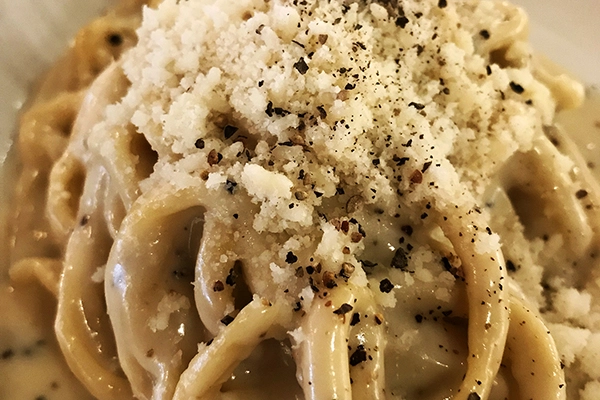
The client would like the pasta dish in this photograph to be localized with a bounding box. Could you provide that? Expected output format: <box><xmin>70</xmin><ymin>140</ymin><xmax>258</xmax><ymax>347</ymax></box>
<box><xmin>4</xmin><ymin>0</ymin><xmax>600</xmax><ymax>399</ymax></box>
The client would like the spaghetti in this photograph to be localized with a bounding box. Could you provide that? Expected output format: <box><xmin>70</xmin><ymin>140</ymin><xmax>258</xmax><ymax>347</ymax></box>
<box><xmin>7</xmin><ymin>0</ymin><xmax>600</xmax><ymax>399</ymax></box>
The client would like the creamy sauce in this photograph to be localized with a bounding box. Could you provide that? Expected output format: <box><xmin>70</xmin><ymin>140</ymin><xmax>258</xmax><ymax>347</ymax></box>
<box><xmin>556</xmin><ymin>88</ymin><xmax>600</xmax><ymax>173</ymax></box>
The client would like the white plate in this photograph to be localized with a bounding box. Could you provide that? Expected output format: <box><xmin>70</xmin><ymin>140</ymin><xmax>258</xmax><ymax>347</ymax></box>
<box><xmin>514</xmin><ymin>0</ymin><xmax>600</xmax><ymax>86</ymax></box>
<box><xmin>0</xmin><ymin>0</ymin><xmax>112</xmax><ymax>167</ymax></box>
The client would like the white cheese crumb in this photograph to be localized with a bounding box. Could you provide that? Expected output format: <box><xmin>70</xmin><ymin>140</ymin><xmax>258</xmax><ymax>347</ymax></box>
<box><xmin>548</xmin><ymin>323</ymin><xmax>591</xmax><ymax>366</ymax></box>
<box><xmin>580</xmin><ymin>380</ymin><xmax>600</xmax><ymax>400</ymax></box>
<box><xmin>91</xmin><ymin>265</ymin><xmax>106</xmax><ymax>283</ymax></box>
<box><xmin>580</xmin><ymin>333</ymin><xmax>600</xmax><ymax>380</ymax></box>
<box><xmin>270</xmin><ymin>262</ymin><xmax>292</xmax><ymax>284</ymax></box>
<box><xmin>206</xmin><ymin>172</ymin><xmax>228</xmax><ymax>189</ymax></box>
<box><xmin>289</xmin><ymin>326</ymin><xmax>306</xmax><ymax>348</ymax></box>
<box><xmin>299</xmin><ymin>285</ymin><xmax>315</xmax><ymax>310</ymax></box>
<box><xmin>553</xmin><ymin>288</ymin><xmax>592</xmax><ymax>320</ymax></box>
<box><xmin>241</xmin><ymin>164</ymin><xmax>293</xmax><ymax>201</ymax></box>
<box><xmin>148</xmin><ymin>292</ymin><xmax>191</xmax><ymax>332</ymax></box>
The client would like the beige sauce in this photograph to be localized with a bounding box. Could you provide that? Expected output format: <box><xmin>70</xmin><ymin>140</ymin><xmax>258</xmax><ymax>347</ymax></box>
<box><xmin>556</xmin><ymin>88</ymin><xmax>600</xmax><ymax>173</ymax></box>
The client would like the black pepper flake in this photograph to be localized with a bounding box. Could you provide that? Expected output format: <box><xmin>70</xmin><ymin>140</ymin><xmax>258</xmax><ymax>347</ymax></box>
<box><xmin>393</xmin><ymin>155</ymin><xmax>409</xmax><ymax>166</ymax></box>
<box><xmin>420</xmin><ymin>212</ymin><xmax>428</xmax><ymax>219</ymax></box>
<box><xmin>225</xmin><ymin>268</ymin><xmax>237</xmax><ymax>286</ymax></box>
<box><xmin>422</xmin><ymin>161</ymin><xmax>432</xmax><ymax>173</ymax></box>
<box><xmin>479</xmin><ymin>30</ymin><xmax>490</xmax><ymax>39</ymax></box>
<box><xmin>318</xmin><ymin>34</ymin><xmax>329</xmax><ymax>44</ymax></box>
<box><xmin>195</xmin><ymin>138</ymin><xmax>205</xmax><ymax>149</ymax></box>
<box><xmin>443</xmin><ymin>87</ymin><xmax>450</xmax><ymax>95</ymax></box>
<box><xmin>408</xmin><ymin>102</ymin><xmax>425</xmax><ymax>110</ymax></box>
<box><xmin>314</xmin><ymin>191</ymin><xmax>324</xmax><ymax>198</ymax></box>
<box><xmin>345</xmin><ymin>83</ymin><xmax>356</xmax><ymax>90</ymax></box>
<box><xmin>486</xmin><ymin>65</ymin><xmax>492</xmax><ymax>75</ymax></box>
<box><xmin>333</xmin><ymin>303</ymin><xmax>353</xmax><ymax>315</ymax></box>
<box><xmin>391</xmin><ymin>248</ymin><xmax>408</xmax><ymax>270</ymax></box>
<box><xmin>349</xmin><ymin>345</ymin><xmax>367</xmax><ymax>366</ymax></box>
<box><xmin>1</xmin><ymin>349</ymin><xmax>14</xmax><ymax>359</ymax></box>
<box><xmin>357</xmin><ymin>224</ymin><xmax>366</xmax><ymax>237</ymax></box>
<box><xmin>340</xmin><ymin>262</ymin><xmax>355</xmax><ymax>279</ymax></box>
<box><xmin>258</xmin><ymin>80</ymin><xmax>264</xmax><ymax>87</ymax></box>
<box><xmin>265</xmin><ymin>101</ymin><xmax>274</xmax><ymax>117</ymax></box>
<box><xmin>286</xmin><ymin>251</ymin><xmax>298</xmax><ymax>264</ymax></box>
<box><xmin>323</xmin><ymin>271</ymin><xmax>338</xmax><ymax>289</ymax></box>
<box><xmin>576</xmin><ymin>189</ymin><xmax>588</xmax><ymax>199</ymax></box>
<box><xmin>221</xmin><ymin>315</ymin><xmax>235</xmax><ymax>326</ymax></box>
<box><xmin>213</xmin><ymin>280</ymin><xmax>225</xmax><ymax>292</ymax></box>
<box><xmin>506</xmin><ymin>259</ymin><xmax>518</xmax><ymax>272</ymax></box>
<box><xmin>467</xmin><ymin>393</ymin><xmax>481</xmax><ymax>400</ymax></box>
<box><xmin>310</xmin><ymin>279</ymin><xmax>320</xmax><ymax>293</ymax></box>
<box><xmin>372</xmin><ymin>158</ymin><xmax>381</xmax><ymax>166</ymax></box>
<box><xmin>293</xmin><ymin>301</ymin><xmax>302</xmax><ymax>311</ymax></box>
<box><xmin>341</xmin><ymin>220</ymin><xmax>350</xmax><ymax>233</ymax></box>
<box><xmin>80</xmin><ymin>215</ymin><xmax>90</xmax><ymax>226</ymax></box>
<box><xmin>379</xmin><ymin>278</ymin><xmax>394</xmax><ymax>293</ymax></box>
<box><xmin>225</xmin><ymin>180</ymin><xmax>237</xmax><ymax>194</ymax></box>
<box><xmin>442</xmin><ymin>257</ymin><xmax>452</xmax><ymax>271</ymax></box>
<box><xmin>442</xmin><ymin>310</ymin><xmax>453</xmax><ymax>317</ymax></box>
<box><xmin>276</xmin><ymin>107</ymin><xmax>291</xmax><ymax>116</ymax></box>
<box><xmin>233</xmin><ymin>213</ymin><xmax>239</xmax><ymax>219</ymax></box>
<box><xmin>106</xmin><ymin>33</ymin><xmax>123</xmax><ymax>47</ymax></box>
<box><xmin>359</xmin><ymin>259</ymin><xmax>377</xmax><ymax>269</ymax></box>
<box><xmin>223</xmin><ymin>125</ymin><xmax>238</xmax><ymax>139</ymax></box>
<box><xmin>401</xmin><ymin>225</ymin><xmax>413</xmax><ymax>236</ymax></box>
<box><xmin>350</xmin><ymin>232</ymin><xmax>363</xmax><ymax>243</ymax></box>
<box><xmin>350</xmin><ymin>312</ymin><xmax>361</xmax><ymax>326</ymax></box>
<box><xmin>509</xmin><ymin>81</ymin><xmax>525</xmax><ymax>94</ymax></box>
<box><xmin>415</xmin><ymin>314</ymin><xmax>423</xmax><ymax>323</ymax></box>
<box><xmin>395</xmin><ymin>16</ymin><xmax>409</xmax><ymax>28</ymax></box>
<box><xmin>207</xmin><ymin>149</ymin><xmax>222</xmax><ymax>166</ymax></box>
<box><xmin>294</xmin><ymin>57</ymin><xmax>309</xmax><ymax>75</ymax></box>
<box><xmin>438</xmin><ymin>0</ymin><xmax>447</xmax><ymax>8</ymax></box>
<box><xmin>316</xmin><ymin>105</ymin><xmax>327</xmax><ymax>118</ymax></box>
<box><xmin>410</xmin><ymin>170</ymin><xmax>423</xmax><ymax>184</ymax></box>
